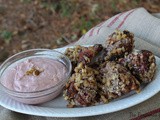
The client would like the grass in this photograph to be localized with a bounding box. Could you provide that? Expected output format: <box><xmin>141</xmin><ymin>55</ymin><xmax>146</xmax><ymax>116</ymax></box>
<box><xmin>0</xmin><ymin>30</ymin><xmax>12</xmax><ymax>44</ymax></box>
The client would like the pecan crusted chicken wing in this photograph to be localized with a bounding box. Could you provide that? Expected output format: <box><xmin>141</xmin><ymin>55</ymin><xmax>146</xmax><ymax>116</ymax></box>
<box><xmin>118</xmin><ymin>50</ymin><xmax>156</xmax><ymax>83</ymax></box>
<box><xmin>104</xmin><ymin>30</ymin><xmax>134</xmax><ymax>61</ymax></box>
<box><xmin>63</xmin><ymin>63</ymin><xmax>99</xmax><ymax>107</ymax></box>
<box><xmin>65</xmin><ymin>44</ymin><xmax>103</xmax><ymax>70</ymax></box>
<box><xmin>98</xmin><ymin>61</ymin><xmax>140</xmax><ymax>103</ymax></box>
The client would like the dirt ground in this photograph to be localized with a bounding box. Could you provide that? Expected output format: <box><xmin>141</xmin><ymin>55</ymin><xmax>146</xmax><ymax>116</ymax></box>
<box><xmin>0</xmin><ymin>0</ymin><xmax>160</xmax><ymax>63</ymax></box>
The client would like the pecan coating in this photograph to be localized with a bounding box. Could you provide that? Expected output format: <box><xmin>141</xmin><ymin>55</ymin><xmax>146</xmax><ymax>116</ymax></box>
<box><xmin>65</xmin><ymin>44</ymin><xmax>103</xmax><ymax>71</ymax></box>
<box><xmin>98</xmin><ymin>61</ymin><xmax>140</xmax><ymax>102</ymax></box>
<box><xmin>63</xmin><ymin>63</ymin><xmax>99</xmax><ymax>107</ymax></box>
<box><xmin>78</xmin><ymin>44</ymin><xmax>103</xmax><ymax>64</ymax></box>
<box><xmin>65</xmin><ymin>45</ymin><xmax>84</xmax><ymax>71</ymax></box>
<box><xmin>104</xmin><ymin>30</ymin><xmax>134</xmax><ymax>61</ymax></box>
<box><xmin>118</xmin><ymin>50</ymin><xmax>156</xmax><ymax>83</ymax></box>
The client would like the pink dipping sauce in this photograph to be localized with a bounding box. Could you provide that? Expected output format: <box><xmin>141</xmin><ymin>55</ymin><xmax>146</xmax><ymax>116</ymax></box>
<box><xmin>1</xmin><ymin>57</ymin><xmax>67</xmax><ymax>92</ymax></box>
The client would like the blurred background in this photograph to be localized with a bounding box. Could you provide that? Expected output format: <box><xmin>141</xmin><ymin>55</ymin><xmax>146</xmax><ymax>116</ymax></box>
<box><xmin>0</xmin><ymin>0</ymin><xmax>160</xmax><ymax>63</ymax></box>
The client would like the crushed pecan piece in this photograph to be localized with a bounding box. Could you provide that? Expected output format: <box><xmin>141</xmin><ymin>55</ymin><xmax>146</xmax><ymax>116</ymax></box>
<box><xmin>26</xmin><ymin>67</ymin><xmax>43</xmax><ymax>76</ymax></box>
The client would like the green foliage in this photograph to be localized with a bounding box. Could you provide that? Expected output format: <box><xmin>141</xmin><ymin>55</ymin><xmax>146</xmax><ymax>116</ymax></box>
<box><xmin>0</xmin><ymin>30</ymin><xmax>12</xmax><ymax>44</ymax></box>
<box><xmin>133</xmin><ymin>0</ymin><xmax>141</xmax><ymax>5</ymax></box>
<box><xmin>111</xmin><ymin>0</ymin><xmax>119</xmax><ymax>12</ymax></box>
<box><xmin>59</xmin><ymin>0</ymin><xmax>72</xmax><ymax>17</ymax></box>
<box><xmin>110</xmin><ymin>0</ymin><xmax>141</xmax><ymax>11</ymax></box>
<box><xmin>41</xmin><ymin>0</ymin><xmax>74</xmax><ymax>17</ymax></box>
<box><xmin>20</xmin><ymin>0</ymin><xmax>31</xmax><ymax>3</ymax></box>
<box><xmin>80</xmin><ymin>17</ymin><xmax>92</xmax><ymax>31</ymax></box>
<box><xmin>78</xmin><ymin>17</ymin><xmax>100</xmax><ymax>35</ymax></box>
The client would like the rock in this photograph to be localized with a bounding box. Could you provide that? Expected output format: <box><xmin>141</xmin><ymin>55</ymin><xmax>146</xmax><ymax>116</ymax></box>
<box><xmin>56</xmin><ymin>37</ymin><xmax>66</xmax><ymax>45</ymax></box>
<box><xmin>21</xmin><ymin>40</ymin><xmax>29</xmax><ymax>44</ymax></box>
<box><xmin>44</xmin><ymin>44</ymin><xmax>51</xmax><ymax>48</ymax></box>
<box><xmin>21</xmin><ymin>44</ymin><xmax>29</xmax><ymax>50</ymax></box>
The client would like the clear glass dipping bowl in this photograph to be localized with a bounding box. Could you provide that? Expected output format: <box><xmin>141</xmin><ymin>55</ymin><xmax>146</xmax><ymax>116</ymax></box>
<box><xmin>0</xmin><ymin>49</ymin><xmax>72</xmax><ymax>104</ymax></box>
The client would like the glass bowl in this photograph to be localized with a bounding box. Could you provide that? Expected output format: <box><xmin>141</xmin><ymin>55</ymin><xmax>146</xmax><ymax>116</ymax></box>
<box><xmin>0</xmin><ymin>49</ymin><xmax>72</xmax><ymax>104</ymax></box>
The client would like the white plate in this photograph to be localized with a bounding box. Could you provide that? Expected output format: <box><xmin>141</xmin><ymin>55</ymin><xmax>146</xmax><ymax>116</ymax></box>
<box><xmin>0</xmin><ymin>46</ymin><xmax>160</xmax><ymax>117</ymax></box>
